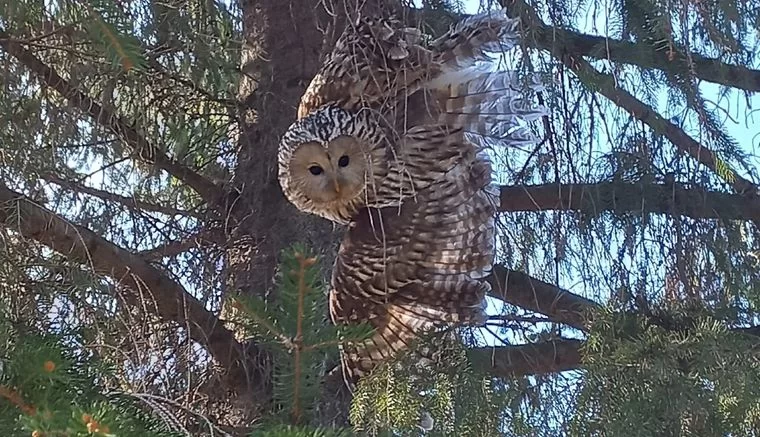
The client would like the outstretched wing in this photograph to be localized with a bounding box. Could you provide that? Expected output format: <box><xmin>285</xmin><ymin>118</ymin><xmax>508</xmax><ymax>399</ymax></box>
<box><xmin>297</xmin><ymin>9</ymin><xmax>530</xmax><ymax>121</ymax></box>
<box><xmin>329</xmin><ymin>137</ymin><xmax>496</xmax><ymax>389</ymax></box>
<box><xmin>297</xmin><ymin>16</ymin><xmax>435</xmax><ymax>119</ymax></box>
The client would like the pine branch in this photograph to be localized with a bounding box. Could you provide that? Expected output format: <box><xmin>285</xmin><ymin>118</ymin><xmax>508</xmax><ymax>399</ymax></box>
<box><xmin>469</xmin><ymin>339</ymin><xmax>584</xmax><ymax>377</ymax></box>
<box><xmin>498</xmin><ymin>182</ymin><xmax>760</xmax><ymax>221</ymax></box>
<box><xmin>502</xmin><ymin>8</ymin><xmax>760</xmax><ymax>92</ymax></box>
<box><xmin>501</xmin><ymin>0</ymin><xmax>759</xmax><ymax>196</ymax></box>
<box><xmin>0</xmin><ymin>32</ymin><xmax>224</xmax><ymax>205</ymax></box>
<box><xmin>0</xmin><ymin>182</ymin><xmax>252</xmax><ymax>380</ymax></box>
<box><xmin>42</xmin><ymin>174</ymin><xmax>204</xmax><ymax>218</ymax></box>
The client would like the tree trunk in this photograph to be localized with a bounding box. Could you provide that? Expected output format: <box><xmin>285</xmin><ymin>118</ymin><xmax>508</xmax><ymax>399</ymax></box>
<box><xmin>217</xmin><ymin>0</ymin><xmax>348</xmax><ymax>427</ymax></box>
<box><xmin>231</xmin><ymin>0</ymin><xmax>339</xmax><ymax>303</ymax></box>
<box><xmin>221</xmin><ymin>0</ymin><xmax>416</xmax><ymax>427</ymax></box>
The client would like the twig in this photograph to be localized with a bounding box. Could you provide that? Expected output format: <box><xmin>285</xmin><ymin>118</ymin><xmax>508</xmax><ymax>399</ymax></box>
<box><xmin>0</xmin><ymin>32</ymin><xmax>223</xmax><ymax>204</ymax></box>
<box><xmin>42</xmin><ymin>174</ymin><xmax>204</xmax><ymax>219</ymax></box>
<box><xmin>502</xmin><ymin>0</ymin><xmax>759</xmax><ymax>196</ymax></box>
<box><xmin>0</xmin><ymin>385</ymin><xmax>36</xmax><ymax>415</ymax></box>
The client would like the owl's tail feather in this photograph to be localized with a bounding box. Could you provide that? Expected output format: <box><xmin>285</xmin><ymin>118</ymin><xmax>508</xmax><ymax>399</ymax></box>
<box><xmin>432</xmin><ymin>69</ymin><xmax>547</xmax><ymax>147</ymax></box>
<box><xmin>430</xmin><ymin>8</ymin><xmax>521</xmax><ymax>71</ymax></box>
<box><xmin>339</xmin><ymin>301</ymin><xmax>484</xmax><ymax>390</ymax></box>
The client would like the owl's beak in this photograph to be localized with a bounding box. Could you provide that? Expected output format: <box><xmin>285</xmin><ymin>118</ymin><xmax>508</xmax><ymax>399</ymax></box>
<box><xmin>332</xmin><ymin>176</ymin><xmax>341</xmax><ymax>194</ymax></box>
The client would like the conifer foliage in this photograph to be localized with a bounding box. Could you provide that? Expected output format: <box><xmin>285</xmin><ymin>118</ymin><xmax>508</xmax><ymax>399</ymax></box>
<box><xmin>0</xmin><ymin>0</ymin><xmax>759</xmax><ymax>435</ymax></box>
<box><xmin>0</xmin><ymin>311</ymin><xmax>181</xmax><ymax>436</ymax></box>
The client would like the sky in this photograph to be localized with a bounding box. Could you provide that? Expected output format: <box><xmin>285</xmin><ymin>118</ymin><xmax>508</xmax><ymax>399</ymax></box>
<box><xmin>27</xmin><ymin>0</ymin><xmax>760</xmax><ymax>413</ymax></box>
<box><xmin>452</xmin><ymin>0</ymin><xmax>760</xmax><ymax>354</ymax></box>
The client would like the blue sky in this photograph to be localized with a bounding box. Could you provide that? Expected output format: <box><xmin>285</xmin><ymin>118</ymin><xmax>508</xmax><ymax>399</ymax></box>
<box><xmin>448</xmin><ymin>1</ymin><xmax>760</xmax><ymax>384</ymax></box>
<box><xmin>28</xmin><ymin>0</ymin><xmax>760</xmax><ymax>412</ymax></box>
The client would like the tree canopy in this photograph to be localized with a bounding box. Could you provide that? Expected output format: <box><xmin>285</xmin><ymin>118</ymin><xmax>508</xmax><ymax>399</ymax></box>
<box><xmin>0</xmin><ymin>0</ymin><xmax>758</xmax><ymax>435</ymax></box>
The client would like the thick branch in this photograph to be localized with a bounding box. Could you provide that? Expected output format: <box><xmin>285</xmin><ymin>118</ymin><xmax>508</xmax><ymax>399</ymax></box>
<box><xmin>0</xmin><ymin>183</ymin><xmax>247</xmax><ymax>374</ymax></box>
<box><xmin>0</xmin><ymin>33</ymin><xmax>223</xmax><ymax>204</ymax></box>
<box><xmin>487</xmin><ymin>265</ymin><xmax>598</xmax><ymax>331</ymax></box>
<box><xmin>502</xmin><ymin>0</ymin><xmax>758</xmax><ymax>196</ymax></box>
<box><xmin>499</xmin><ymin>182</ymin><xmax>760</xmax><ymax>221</ymax></box>
<box><xmin>471</xmin><ymin>320</ymin><xmax>760</xmax><ymax>379</ymax></box>
<box><xmin>470</xmin><ymin>339</ymin><xmax>584</xmax><ymax>377</ymax></box>
<box><xmin>43</xmin><ymin>174</ymin><xmax>202</xmax><ymax>218</ymax></box>
<box><xmin>514</xmin><ymin>16</ymin><xmax>760</xmax><ymax>92</ymax></box>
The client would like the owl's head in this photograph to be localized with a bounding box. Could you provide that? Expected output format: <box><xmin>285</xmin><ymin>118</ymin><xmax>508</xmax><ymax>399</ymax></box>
<box><xmin>278</xmin><ymin>105</ymin><xmax>385</xmax><ymax>224</ymax></box>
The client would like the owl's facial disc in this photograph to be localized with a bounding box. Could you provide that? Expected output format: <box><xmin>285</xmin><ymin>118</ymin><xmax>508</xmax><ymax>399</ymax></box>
<box><xmin>290</xmin><ymin>135</ymin><xmax>367</xmax><ymax>207</ymax></box>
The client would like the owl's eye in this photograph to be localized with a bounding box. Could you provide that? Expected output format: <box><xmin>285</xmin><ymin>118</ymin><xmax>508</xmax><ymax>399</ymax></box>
<box><xmin>308</xmin><ymin>165</ymin><xmax>324</xmax><ymax>175</ymax></box>
<box><xmin>338</xmin><ymin>155</ymin><xmax>350</xmax><ymax>167</ymax></box>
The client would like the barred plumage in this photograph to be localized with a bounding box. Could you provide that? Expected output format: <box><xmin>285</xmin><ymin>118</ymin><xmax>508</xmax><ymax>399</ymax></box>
<box><xmin>277</xmin><ymin>9</ymin><xmax>545</xmax><ymax>389</ymax></box>
<box><xmin>329</xmin><ymin>147</ymin><xmax>497</xmax><ymax>386</ymax></box>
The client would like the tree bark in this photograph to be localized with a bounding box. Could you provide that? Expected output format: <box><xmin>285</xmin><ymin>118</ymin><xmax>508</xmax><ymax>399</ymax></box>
<box><xmin>229</xmin><ymin>0</ymin><xmax>340</xmax><ymax>306</ymax></box>
<box><xmin>499</xmin><ymin>183</ymin><xmax>760</xmax><ymax>221</ymax></box>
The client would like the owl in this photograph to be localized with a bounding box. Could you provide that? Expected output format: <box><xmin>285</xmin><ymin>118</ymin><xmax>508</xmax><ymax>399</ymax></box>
<box><xmin>277</xmin><ymin>9</ymin><xmax>545</xmax><ymax>388</ymax></box>
<box><xmin>279</xmin><ymin>9</ymin><xmax>543</xmax><ymax>224</ymax></box>
<box><xmin>296</xmin><ymin>9</ymin><xmax>523</xmax><ymax>121</ymax></box>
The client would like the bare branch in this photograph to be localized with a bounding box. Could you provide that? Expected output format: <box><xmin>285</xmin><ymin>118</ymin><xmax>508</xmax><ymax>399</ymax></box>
<box><xmin>511</xmin><ymin>15</ymin><xmax>760</xmax><ymax>92</ymax></box>
<box><xmin>0</xmin><ymin>33</ymin><xmax>224</xmax><ymax>204</ymax></box>
<box><xmin>42</xmin><ymin>174</ymin><xmax>203</xmax><ymax>218</ymax></box>
<box><xmin>499</xmin><ymin>183</ymin><xmax>760</xmax><ymax>221</ymax></box>
<box><xmin>502</xmin><ymin>0</ymin><xmax>759</xmax><ymax>196</ymax></box>
<box><xmin>469</xmin><ymin>339</ymin><xmax>584</xmax><ymax>377</ymax></box>
<box><xmin>487</xmin><ymin>266</ymin><xmax>598</xmax><ymax>331</ymax></box>
<box><xmin>0</xmin><ymin>183</ymin><xmax>249</xmax><ymax>375</ymax></box>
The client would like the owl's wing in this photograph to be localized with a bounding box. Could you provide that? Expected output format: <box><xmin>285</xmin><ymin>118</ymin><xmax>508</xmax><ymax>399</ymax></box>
<box><xmin>434</xmin><ymin>69</ymin><xmax>547</xmax><ymax>147</ymax></box>
<box><xmin>297</xmin><ymin>16</ymin><xmax>436</xmax><ymax>119</ymax></box>
<box><xmin>298</xmin><ymin>9</ymin><xmax>529</xmax><ymax>120</ymax></box>
<box><xmin>330</xmin><ymin>149</ymin><xmax>496</xmax><ymax>389</ymax></box>
<box><xmin>430</xmin><ymin>8</ymin><xmax>522</xmax><ymax>71</ymax></box>
<box><xmin>368</xmin><ymin>67</ymin><xmax>545</xmax><ymax>209</ymax></box>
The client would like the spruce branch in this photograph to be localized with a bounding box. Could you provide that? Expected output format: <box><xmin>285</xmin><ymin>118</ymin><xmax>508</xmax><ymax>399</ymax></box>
<box><xmin>0</xmin><ymin>182</ymin><xmax>250</xmax><ymax>379</ymax></box>
<box><xmin>81</xmin><ymin>1</ymin><xmax>145</xmax><ymax>72</ymax></box>
<box><xmin>290</xmin><ymin>251</ymin><xmax>318</xmax><ymax>424</ymax></box>
<box><xmin>470</xmin><ymin>323</ymin><xmax>760</xmax><ymax>379</ymax></box>
<box><xmin>0</xmin><ymin>385</ymin><xmax>36</xmax><ymax>415</ymax></box>
<box><xmin>487</xmin><ymin>266</ymin><xmax>597</xmax><ymax>331</ymax></box>
<box><xmin>469</xmin><ymin>339</ymin><xmax>585</xmax><ymax>377</ymax></box>
<box><xmin>0</xmin><ymin>31</ymin><xmax>224</xmax><ymax>204</ymax></box>
<box><xmin>42</xmin><ymin>173</ymin><xmax>204</xmax><ymax>219</ymax></box>
<box><xmin>498</xmin><ymin>182</ymin><xmax>760</xmax><ymax>220</ymax></box>
<box><xmin>502</xmin><ymin>0</ymin><xmax>759</xmax><ymax>196</ymax></box>
<box><xmin>233</xmin><ymin>245</ymin><xmax>375</xmax><ymax>427</ymax></box>
<box><xmin>500</xmin><ymin>6</ymin><xmax>760</xmax><ymax>91</ymax></box>
<box><xmin>229</xmin><ymin>296</ymin><xmax>294</xmax><ymax>347</ymax></box>
<box><xmin>137</xmin><ymin>229</ymin><xmax>225</xmax><ymax>260</ymax></box>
